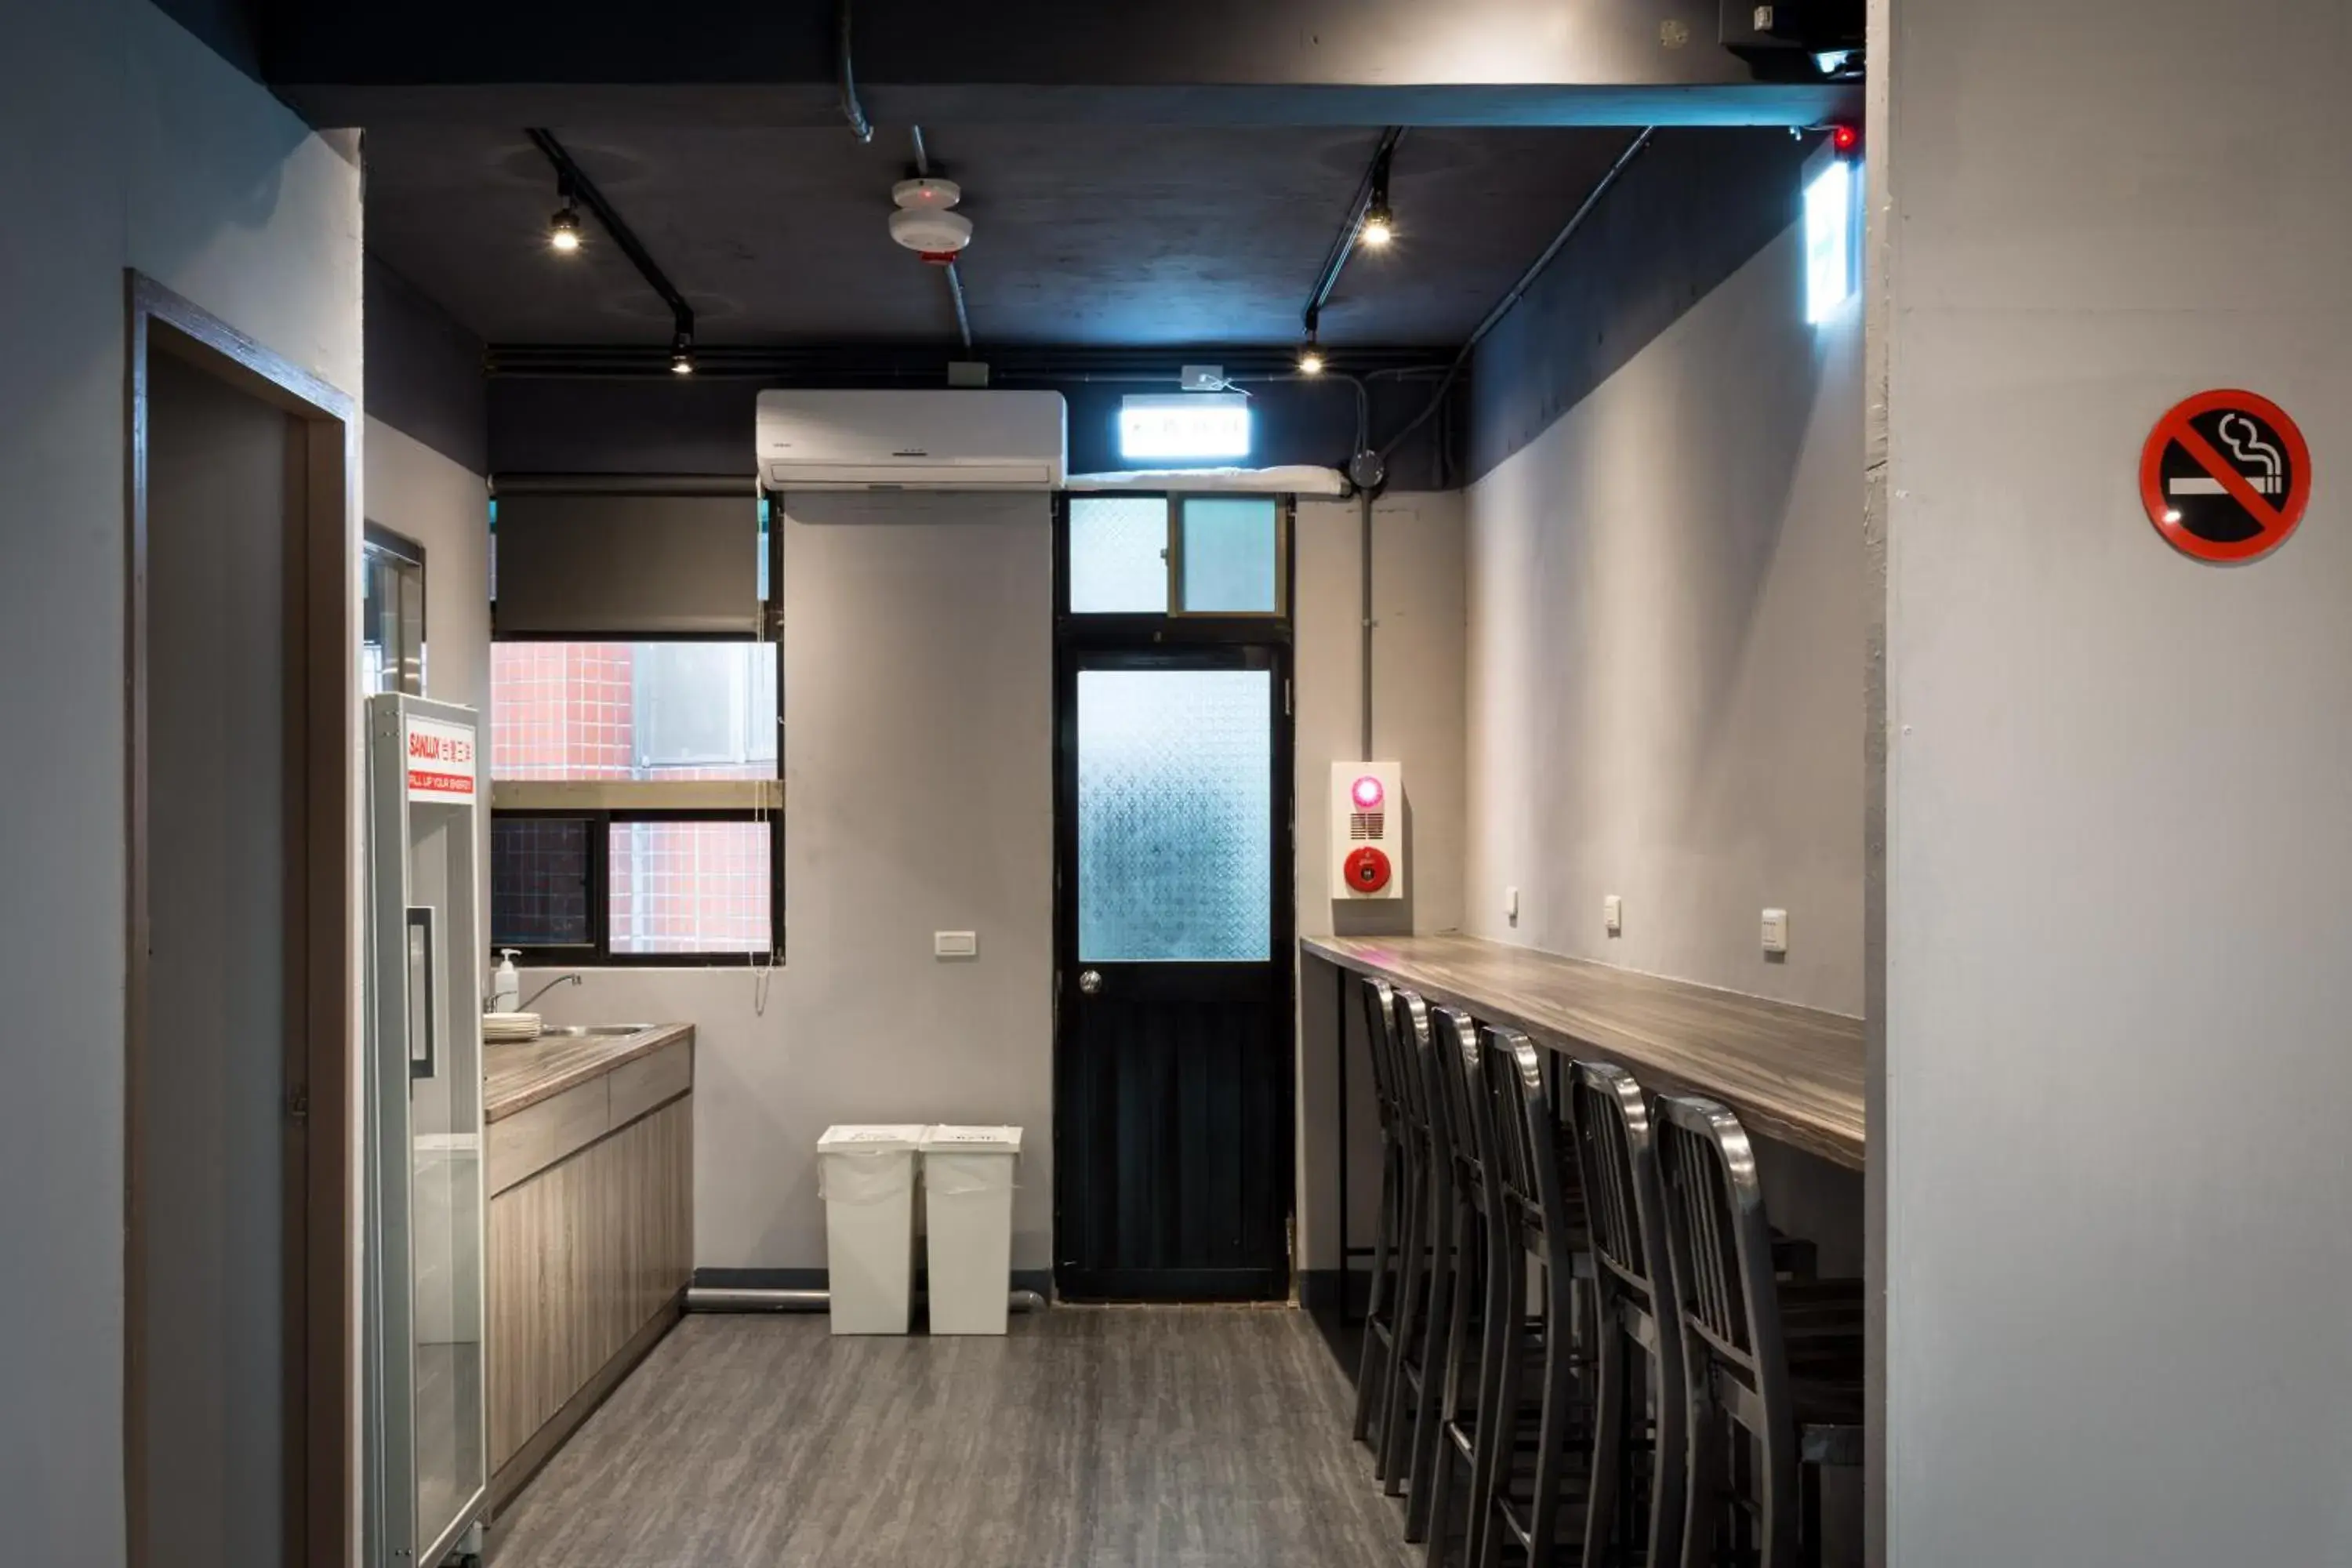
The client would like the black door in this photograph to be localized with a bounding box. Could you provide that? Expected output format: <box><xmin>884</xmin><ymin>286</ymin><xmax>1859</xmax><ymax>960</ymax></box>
<box><xmin>1054</xmin><ymin>642</ymin><xmax>1295</xmax><ymax>1299</ymax></box>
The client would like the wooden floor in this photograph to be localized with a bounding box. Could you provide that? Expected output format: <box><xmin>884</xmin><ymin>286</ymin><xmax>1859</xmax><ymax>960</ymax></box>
<box><xmin>488</xmin><ymin>1306</ymin><xmax>1420</xmax><ymax>1568</ymax></box>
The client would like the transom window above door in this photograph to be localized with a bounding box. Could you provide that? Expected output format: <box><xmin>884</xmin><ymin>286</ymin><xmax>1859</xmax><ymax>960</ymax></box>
<box><xmin>1066</xmin><ymin>495</ymin><xmax>1287</xmax><ymax>616</ymax></box>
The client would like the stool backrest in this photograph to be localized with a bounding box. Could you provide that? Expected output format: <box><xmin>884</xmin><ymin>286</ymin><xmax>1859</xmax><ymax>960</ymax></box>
<box><xmin>1426</xmin><ymin>1004</ymin><xmax>1487</xmax><ymax>1196</ymax></box>
<box><xmin>1359</xmin><ymin>975</ymin><xmax>1400</xmax><ymax>1127</ymax></box>
<box><xmin>1657</xmin><ymin>1094</ymin><xmax>1787</xmax><ymax>1398</ymax></box>
<box><xmin>1484</xmin><ymin>1026</ymin><xmax>1573</xmax><ymax>1247</ymax></box>
<box><xmin>1399</xmin><ymin>991</ymin><xmax>1454</xmax><ymax>1176</ymax></box>
<box><xmin>1389</xmin><ymin>988</ymin><xmax>1436</xmax><ymax>1136</ymax></box>
<box><xmin>1568</xmin><ymin>1061</ymin><xmax>1666</xmax><ymax>1299</ymax></box>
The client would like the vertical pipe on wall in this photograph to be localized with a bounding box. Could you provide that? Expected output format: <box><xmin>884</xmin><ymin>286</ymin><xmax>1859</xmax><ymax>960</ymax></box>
<box><xmin>1359</xmin><ymin>491</ymin><xmax>1374</xmax><ymax>759</ymax></box>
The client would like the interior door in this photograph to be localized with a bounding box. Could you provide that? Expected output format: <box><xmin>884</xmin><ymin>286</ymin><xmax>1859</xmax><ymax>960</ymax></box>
<box><xmin>1054</xmin><ymin>644</ymin><xmax>1294</xmax><ymax>1299</ymax></box>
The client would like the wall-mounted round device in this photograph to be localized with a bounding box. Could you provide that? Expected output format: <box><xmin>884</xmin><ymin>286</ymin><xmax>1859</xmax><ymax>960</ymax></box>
<box><xmin>1350</xmin><ymin>774</ymin><xmax>1385</xmax><ymax>811</ymax></box>
<box><xmin>1344</xmin><ymin>845</ymin><xmax>1392</xmax><ymax>894</ymax></box>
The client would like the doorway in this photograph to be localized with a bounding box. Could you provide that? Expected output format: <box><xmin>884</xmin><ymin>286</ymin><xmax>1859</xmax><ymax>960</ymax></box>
<box><xmin>126</xmin><ymin>276</ymin><xmax>355</xmax><ymax>1568</ymax></box>
<box><xmin>1052</xmin><ymin>496</ymin><xmax>1297</xmax><ymax>1300</ymax></box>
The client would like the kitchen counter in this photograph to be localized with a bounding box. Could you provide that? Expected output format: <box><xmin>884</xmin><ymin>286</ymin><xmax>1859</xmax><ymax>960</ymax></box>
<box><xmin>484</xmin><ymin>1022</ymin><xmax>694</xmax><ymax>1121</ymax></box>
<box><xmin>483</xmin><ymin>1022</ymin><xmax>695</xmax><ymax>1513</ymax></box>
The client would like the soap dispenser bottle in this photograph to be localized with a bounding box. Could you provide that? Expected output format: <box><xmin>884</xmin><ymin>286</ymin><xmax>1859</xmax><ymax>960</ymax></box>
<box><xmin>491</xmin><ymin>949</ymin><xmax>521</xmax><ymax>1014</ymax></box>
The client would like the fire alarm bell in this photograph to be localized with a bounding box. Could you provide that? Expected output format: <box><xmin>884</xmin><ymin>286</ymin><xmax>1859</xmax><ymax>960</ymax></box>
<box><xmin>1331</xmin><ymin>761</ymin><xmax>1404</xmax><ymax>901</ymax></box>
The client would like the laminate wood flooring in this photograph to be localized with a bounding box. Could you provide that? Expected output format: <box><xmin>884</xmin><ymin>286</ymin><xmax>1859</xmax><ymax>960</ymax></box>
<box><xmin>488</xmin><ymin>1307</ymin><xmax>1418</xmax><ymax>1568</ymax></box>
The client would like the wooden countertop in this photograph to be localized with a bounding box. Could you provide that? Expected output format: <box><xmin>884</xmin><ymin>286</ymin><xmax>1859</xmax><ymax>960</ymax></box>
<box><xmin>484</xmin><ymin>1023</ymin><xmax>694</xmax><ymax>1123</ymax></box>
<box><xmin>1301</xmin><ymin>935</ymin><xmax>1864</xmax><ymax>1169</ymax></box>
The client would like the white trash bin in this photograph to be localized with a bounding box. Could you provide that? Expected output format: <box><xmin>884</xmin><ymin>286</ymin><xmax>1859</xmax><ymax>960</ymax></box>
<box><xmin>816</xmin><ymin>1124</ymin><xmax>927</xmax><ymax>1334</ymax></box>
<box><xmin>918</xmin><ymin>1125</ymin><xmax>1023</xmax><ymax>1335</ymax></box>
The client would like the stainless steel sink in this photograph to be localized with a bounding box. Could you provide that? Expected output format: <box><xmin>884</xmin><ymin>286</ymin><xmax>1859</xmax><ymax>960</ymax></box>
<box><xmin>536</xmin><ymin>1023</ymin><xmax>658</xmax><ymax>1038</ymax></box>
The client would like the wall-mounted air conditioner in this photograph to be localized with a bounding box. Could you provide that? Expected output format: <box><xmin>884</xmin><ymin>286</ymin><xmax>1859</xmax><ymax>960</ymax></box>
<box><xmin>756</xmin><ymin>390</ymin><xmax>1067</xmax><ymax>490</ymax></box>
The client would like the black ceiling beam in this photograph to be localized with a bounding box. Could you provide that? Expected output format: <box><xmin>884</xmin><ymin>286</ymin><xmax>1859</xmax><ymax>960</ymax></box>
<box><xmin>524</xmin><ymin>128</ymin><xmax>695</xmax><ymax>350</ymax></box>
<box><xmin>268</xmin><ymin>0</ymin><xmax>1858</xmax><ymax>129</ymax></box>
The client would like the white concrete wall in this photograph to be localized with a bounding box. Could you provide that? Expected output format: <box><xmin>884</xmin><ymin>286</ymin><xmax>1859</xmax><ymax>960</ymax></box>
<box><xmin>1881</xmin><ymin>1</ymin><xmax>2352</xmax><ymax>1561</ymax></box>
<box><xmin>1464</xmin><ymin>219</ymin><xmax>1865</xmax><ymax>1014</ymax></box>
<box><xmin>0</xmin><ymin>3</ymin><xmax>361</xmax><ymax>1560</ymax></box>
<box><xmin>533</xmin><ymin>491</ymin><xmax>1057</xmax><ymax>1274</ymax></box>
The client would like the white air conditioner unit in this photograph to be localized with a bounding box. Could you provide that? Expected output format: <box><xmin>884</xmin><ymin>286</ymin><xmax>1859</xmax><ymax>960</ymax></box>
<box><xmin>757</xmin><ymin>390</ymin><xmax>1067</xmax><ymax>490</ymax></box>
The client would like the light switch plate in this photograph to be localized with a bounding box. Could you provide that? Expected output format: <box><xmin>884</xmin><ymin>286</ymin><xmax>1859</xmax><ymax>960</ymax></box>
<box><xmin>934</xmin><ymin>931</ymin><xmax>978</xmax><ymax>959</ymax></box>
<box><xmin>1761</xmin><ymin>909</ymin><xmax>1789</xmax><ymax>955</ymax></box>
<box><xmin>1505</xmin><ymin>886</ymin><xmax>1519</xmax><ymax>921</ymax></box>
<box><xmin>1603</xmin><ymin>894</ymin><xmax>1623</xmax><ymax>935</ymax></box>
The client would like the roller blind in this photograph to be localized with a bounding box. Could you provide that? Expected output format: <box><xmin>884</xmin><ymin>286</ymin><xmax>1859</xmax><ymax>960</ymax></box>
<box><xmin>493</xmin><ymin>478</ymin><xmax>761</xmax><ymax>637</ymax></box>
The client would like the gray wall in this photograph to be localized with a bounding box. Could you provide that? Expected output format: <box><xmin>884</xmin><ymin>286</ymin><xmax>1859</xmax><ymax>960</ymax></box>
<box><xmin>1463</xmin><ymin>213</ymin><xmax>1865</xmax><ymax>1016</ymax></box>
<box><xmin>1880</xmin><ymin>1</ymin><xmax>2352</xmax><ymax>1560</ymax></box>
<box><xmin>1292</xmin><ymin>492</ymin><xmax>1469</xmax><ymax>1276</ymax></box>
<box><xmin>365</xmin><ymin>252</ymin><xmax>488</xmax><ymax>477</ymax></box>
<box><xmin>0</xmin><ymin>4</ymin><xmax>362</xmax><ymax>1560</ymax></box>
<box><xmin>532</xmin><ymin>492</ymin><xmax>1058</xmax><ymax>1274</ymax></box>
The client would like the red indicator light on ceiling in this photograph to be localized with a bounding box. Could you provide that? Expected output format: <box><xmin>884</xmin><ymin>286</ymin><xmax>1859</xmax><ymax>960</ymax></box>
<box><xmin>1351</xmin><ymin>775</ymin><xmax>1385</xmax><ymax>811</ymax></box>
<box><xmin>1831</xmin><ymin>124</ymin><xmax>1860</xmax><ymax>154</ymax></box>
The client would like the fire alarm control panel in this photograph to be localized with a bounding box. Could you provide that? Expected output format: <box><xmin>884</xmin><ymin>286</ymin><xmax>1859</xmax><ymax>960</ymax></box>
<box><xmin>1331</xmin><ymin>762</ymin><xmax>1405</xmax><ymax>900</ymax></box>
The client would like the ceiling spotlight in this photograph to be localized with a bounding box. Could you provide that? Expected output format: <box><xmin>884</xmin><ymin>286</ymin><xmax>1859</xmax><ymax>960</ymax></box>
<box><xmin>549</xmin><ymin>203</ymin><xmax>581</xmax><ymax>252</ymax></box>
<box><xmin>1359</xmin><ymin>150</ymin><xmax>1396</xmax><ymax>249</ymax></box>
<box><xmin>1298</xmin><ymin>345</ymin><xmax>1326</xmax><ymax>376</ymax></box>
<box><xmin>670</xmin><ymin>332</ymin><xmax>695</xmax><ymax>376</ymax></box>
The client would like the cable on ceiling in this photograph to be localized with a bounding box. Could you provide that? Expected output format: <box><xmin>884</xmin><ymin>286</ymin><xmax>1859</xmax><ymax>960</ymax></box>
<box><xmin>525</xmin><ymin>128</ymin><xmax>698</xmax><ymax>369</ymax></box>
<box><xmin>1374</xmin><ymin>126</ymin><xmax>1656</xmax><ymax>468</ymax></box>
<box><xmin>837</xmin><ymin>0</ymin><xmax>873</xmax><ymax>143</ymax></box>
<box><xmin>909</xmin><ymin>125</ymin><xmax>975</xmax><ymax>351</ymax></box>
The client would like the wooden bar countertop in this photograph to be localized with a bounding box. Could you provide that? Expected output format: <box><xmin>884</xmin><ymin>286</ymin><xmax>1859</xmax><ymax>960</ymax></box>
<box><xmin>484</xmin><ymin>1022</ymin><xmax>694</xmax><ymax>1123</ymax></box>
<box><xmin>1301</xmin><ymin>935</ymin><xmax>1864</xmax><ymax>1169</ymax></box>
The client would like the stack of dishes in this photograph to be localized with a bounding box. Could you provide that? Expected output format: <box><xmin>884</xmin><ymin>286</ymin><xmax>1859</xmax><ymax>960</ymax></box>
<box><xmin>481</xmin><ymin>1011</ymin><xmax>543</xmax><ymax>1044</ymax></box>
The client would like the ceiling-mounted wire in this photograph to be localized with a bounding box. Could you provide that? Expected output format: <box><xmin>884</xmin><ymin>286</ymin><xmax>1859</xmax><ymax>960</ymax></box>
<box><xmin>910</xmin><ymin>125</ymin><xmax>974</xmax><ymax>351</ymax></box>
<box><xmin>837</xmin><ymin>0</ymin><xmax>873</xmax><ymax>143</ymax></box>
<box><xmin>1375</xmin><ymin>127</ymin><xmax>1656</xmax><ymax>466</ymax></box>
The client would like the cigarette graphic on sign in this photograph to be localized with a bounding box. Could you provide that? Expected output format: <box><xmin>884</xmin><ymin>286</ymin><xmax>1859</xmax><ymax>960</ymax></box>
<box><xmin>2170</xmin><ymin>412</ymin><xmax>2286</xmax><ymax>495</ymax></box>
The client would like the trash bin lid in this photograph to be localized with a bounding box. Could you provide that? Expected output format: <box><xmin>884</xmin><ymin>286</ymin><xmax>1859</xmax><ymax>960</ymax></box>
<box><xmin>920</xmin><ymin>1124</ymin><xmax>1023</xmax><ymax>1153</ymax></box>
<box><xmin>818</xmin><ymin>1123</ymin><xmax>928</xmax><ymax>1152</ymax></box>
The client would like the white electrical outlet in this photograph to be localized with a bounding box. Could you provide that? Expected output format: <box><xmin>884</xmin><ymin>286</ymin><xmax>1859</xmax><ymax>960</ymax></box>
<box><xmin>1604</xmin><ymin>894</ymin><xmax>1623</xmax><ymax>935</ymax></box>
<box><xmin>1761</xmin><ymin>909</ymin><xmax>1789</xmax><ymax>955</ymax></box>
<box><xmin>1505</xmin><ymin>886</ymin><xmax>1519</xmax><ymax>921</ymax></box>
<box><xmin>934</xmin><ymin>931</ymin><xmax>978</xmax><ymax>959</ymax></box>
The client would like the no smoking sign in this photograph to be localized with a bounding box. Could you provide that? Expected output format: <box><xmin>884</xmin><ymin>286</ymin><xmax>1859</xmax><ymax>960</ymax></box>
<box><xmin>2140</xmin><ymin>389</ymin><xmax>2312</xmax><ymax>563</ymax></box>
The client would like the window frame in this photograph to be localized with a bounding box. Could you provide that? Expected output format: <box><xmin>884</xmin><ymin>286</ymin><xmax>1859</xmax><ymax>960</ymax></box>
<box><xmin>491</xmin><ymin>807</ymin><xmax>783</xmax><ymax>967</ymax></box>
<box><xmin>487</xmin><ymin>492</ymin><xmax>785</xmax><ymax>967</ymax></box>
<box><xmin>1065</xmin><ymin>492</ymin><xmax>1290</xmax><ymax>620</ymax></box>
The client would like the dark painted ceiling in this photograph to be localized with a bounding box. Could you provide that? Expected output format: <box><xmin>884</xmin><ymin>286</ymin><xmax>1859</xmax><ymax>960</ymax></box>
<box><xmin>361</xmin><ymin>124</ymin><xmax>1645</xmax><ymax>350</ymax></box>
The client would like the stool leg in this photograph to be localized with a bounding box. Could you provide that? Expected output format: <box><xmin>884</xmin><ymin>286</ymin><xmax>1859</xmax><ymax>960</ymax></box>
<box><xmin>1421</xmin><ymin>1217</ymin><xmax>1480</xmax><ymax>1568</ymax></box>
<box><xmin>1524</xmin><ymin>1254</ymin><xmax>1581</xmax><ymax>1563</ymax></box>
<box><xmin>1469</xmin><ymin>1240</ymin><xmax>1525</xmax><ymax>1568</ymax></box>
<box><xmin>1353</xmin><ymin>1133</ymin><xmax>1399</xmax><ymax>1443</ymax></box>
<box><xmin>1380</xmin><ymin>1145</ymin><xmax>1430</xmax><ymax>1490</ymax></box>
<box><xmin>1678</xmin><ymin>1360</ymin><xmax>1719</xmax><ymax>1568</ymax></box>
<box><xmin>1647</xmin><ymin>1322</ymin><xmax>1688</xmax><ymax>1568</ymax></box>
<box><xmin>1403</xmin><ymin>1189</ymin><xmax>1458</xmax><ymax>1542</ymax></box>
<box><xmin>1581</xmin><ymin>1304</ymin><xmax>1626</xmax><ymax>1567</ymax></box>
<box><xmin>1759</xmin><ymin>1406</ymin><xmax>1798</xmax><ymax>1568</ymax></box>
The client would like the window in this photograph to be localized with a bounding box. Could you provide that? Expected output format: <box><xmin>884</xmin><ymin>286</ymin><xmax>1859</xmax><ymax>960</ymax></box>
<box><xmin>1805</xmin><ymin>154</ymin><xmax>1859</xmax><ymax>324</ymax></box>
<box><xmin>489</xmin><ymin>641</ymin><xmax>780</xmax><ymax>962</ymax></box>
<box><xmin>488</xmin><ymin>485</ymin><xmax>781</xmax><ymax>966</ymax></box>
<box><xmin>361</xmin><ymin>524</ymin><xmax>426</xmax><ymax>697</ymax></box>
<box><xmin>1066</xmin><ymin>494</ymin><xmax>1287</xmax><ymax>616</ymax></box>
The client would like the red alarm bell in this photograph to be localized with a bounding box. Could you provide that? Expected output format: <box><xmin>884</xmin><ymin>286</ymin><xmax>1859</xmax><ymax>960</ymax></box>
<box><xmin>1344</xmin><ymin>846</ymin><xmax>1392</xmax><ymax>894</ymax></box>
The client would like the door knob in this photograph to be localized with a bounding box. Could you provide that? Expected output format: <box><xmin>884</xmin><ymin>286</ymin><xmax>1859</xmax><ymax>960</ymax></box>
<box><xmin>1078</xmin><ymin>969</ymin><xmax>1103</xmax><ymax>996</ymax></box>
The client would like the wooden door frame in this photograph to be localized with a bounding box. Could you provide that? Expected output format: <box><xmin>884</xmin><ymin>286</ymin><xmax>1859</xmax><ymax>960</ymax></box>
<box><xmin>1048</xmin><ymin>495</ymin><xmax>1300</xmax><ymax>1299</ymax></box>
<box><xmin>125</xmin><ymin>272</ymin><xmax>357</xmax><ymax>1567</ymax></box>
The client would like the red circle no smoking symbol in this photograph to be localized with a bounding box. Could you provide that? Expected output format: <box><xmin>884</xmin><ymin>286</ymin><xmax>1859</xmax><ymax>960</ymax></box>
<box><xmin>2140</xmin><ymin>389</ymin><xmax>2312</xmax><ymax>563</ymax></box>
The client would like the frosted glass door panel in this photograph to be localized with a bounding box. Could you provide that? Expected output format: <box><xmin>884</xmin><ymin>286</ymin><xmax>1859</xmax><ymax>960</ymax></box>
<box><xmin>1178</xmin><ymin>498</ymin><xmax>1279</xmax><ymax>612</ymax></box>
<box><xmin>1078</xmin><ymin>668</ymin><xmax>1272</xmax><ymax>961</ymax></box>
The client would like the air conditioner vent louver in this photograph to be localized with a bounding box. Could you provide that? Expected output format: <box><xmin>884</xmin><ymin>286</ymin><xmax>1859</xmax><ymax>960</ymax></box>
<box><xmin>757</xmin><ymin>390</ymin><xmax>1066</xmax><ymax>492</ymax></box>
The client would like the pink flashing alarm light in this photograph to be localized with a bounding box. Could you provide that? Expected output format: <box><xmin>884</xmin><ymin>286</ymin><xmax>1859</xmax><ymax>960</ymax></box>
<box><xmin>1351</xmin><ymin>775</ymin><xmax>1385</xmax><ymax>811</ymax></box>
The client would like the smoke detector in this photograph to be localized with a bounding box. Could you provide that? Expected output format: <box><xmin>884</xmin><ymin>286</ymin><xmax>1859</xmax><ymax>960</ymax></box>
<box><xmin>889</xmin><ymin>178</ymin><xmax>973</xmax><ymax>263</ymax></box>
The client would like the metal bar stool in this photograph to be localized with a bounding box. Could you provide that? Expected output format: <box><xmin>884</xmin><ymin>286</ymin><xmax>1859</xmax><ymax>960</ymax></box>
<box><xmin>1472</xmin><ymin>1025</ymin><xmax>1595</xmax><ymax>1566</ymax></box>
<box><xmin>1568</xmin><ymin>1061</ymin><xmax>1688</xmax><ymax>1568</ymax></box>
<box><xmin>1352</xmin><ymin>976</ymin><xmax>1408</xmax><ymax>1451</ymax></box>
<box><xmin>1657</xmin><ymin>1097</ymin><xmax>1863</xmax><ymax>1568</ymax></box>
<box><xmin>1375</xmin><ymin>989</ymin><xmax>1446</xmax><ymax>1497</ymax></box>
<box><xmin>1417</xmin><ymin>1005</ymin><xmax>1500</xmax><ymax>1568</ymax></box>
